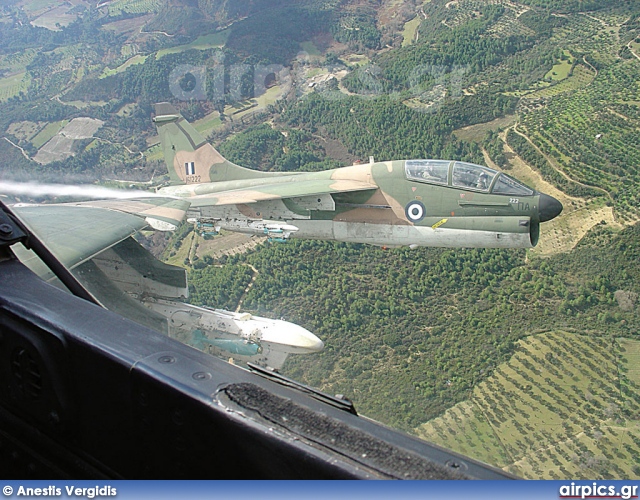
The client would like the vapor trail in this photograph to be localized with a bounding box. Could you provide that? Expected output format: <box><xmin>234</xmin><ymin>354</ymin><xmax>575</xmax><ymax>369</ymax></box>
<box><xmin>0</xmin><ymin>181</ymin><xmax>160</xmax><ymax>200</ymax></box>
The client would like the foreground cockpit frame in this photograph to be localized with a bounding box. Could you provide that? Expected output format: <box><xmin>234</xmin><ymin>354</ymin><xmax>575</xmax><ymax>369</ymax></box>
<box><xmin>0</xmin><ymin>200</ymin><xmax>513</xmax><ymax>479</ymax></box>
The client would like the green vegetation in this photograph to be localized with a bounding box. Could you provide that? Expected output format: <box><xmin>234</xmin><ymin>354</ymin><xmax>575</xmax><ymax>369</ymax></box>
<box><xmin>192</xmin><ymin>111</ymin><xmax>222</xmax><ymax>138</ymax></box>
<box><xmin>0</xmin><ymin>71</ymin><xmax>29</xmax><ymax>102</ymax></box>
<box><xmin>417</xmin><ymin>331</ymin><xmax>640</xmax><ymax>479</ymax></box>
<box><xmin>401</xmin><ymin>17</ymin><xmax>420</xmax><ymax>48</ymax></box>
<box><xmin>222</xmin><ymin>6</ymin><xmax>331</xmax><ymax>65</ymax></box>
<box><xmin>283</xmin><ymin>92</ymin><xmax>516</xmax><ymax>164</ymax></box>
<box><xmin>107</xmin><ymin>0</ymin><xmax>161</xmax><ymax>16</ymax></box>
<box><xmin>525</xmin><ymin>63</ymin><xmax>595</xmax><ymax>99</ymax></box>
<box><xmin>331</xmin><ymin>11</ymin><xmax>381</xmax><ymax>51</ymax></box>
<box><xmin>506</xmin><ymin>128</ymin><xmax>603</xmax><ymax>199</ymax></box>
<box><xmin>185</xmin><ymin>222</ymin><xmax>640</xmax><ymax>441</ymax></box>
<box><xmin>218</xmin><ymin>123</ymin><xmax>341</xmax><ymax>172</ymax></box>
<box><xmin>356</xmin><ymin>2</ymin><xmax>536</xmax><ymax>95</ymax></box>
<box><xmin>156</xmin><ymin>31</ymin><xmax>230</xmax><ymax>58</ymax></box>
<box><xmin>30</xmin><ymin>119</ymin><xmax>67</xmax><ymax>149</ymax></box>
<box><xmin>300</xmin><ymin>41</ymin><xmax>321</xmax><ymax>57</ymax></box>
<box><xmin>545</xmin><ymin>51</ymin><xmax>574</xmax><ymax>81</ymax></box>
<box><xmin>453</xmin><ymin>115</ymin><xmax>516</xmax><ymax>143</ymax></box>
<box><xmin>100</xmin><ymin>54</ymin><xmax>148</xmax><ymax>78</ymax></box>
<box><xmin>518</xmin><ymin>59</ymin><xmax>640</xmax><ymax>222</ymax></box>
<box><xmin>1</xmin><ymin>0</ymin><xmax>640</xmax><ymax>479</ymax></box>
<box><xmin>516</xmin><ymin>0</ymin><xmax>610</xmax><ymax>14</ymax></box>
<box><xmin>188</xmin><ymin>263</ymin><xmax>254</xmax><ymax>311</ymax></box>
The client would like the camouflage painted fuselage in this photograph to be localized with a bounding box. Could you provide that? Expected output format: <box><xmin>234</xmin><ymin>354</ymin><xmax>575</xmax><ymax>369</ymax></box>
<box><xmin>159</xmin><ymin>160</ymin><xmax>553</xmax><ymax>249</ymax></box>
<box><xmin>154</xmin><ymin>103</ymin><xmax>562</xmax><ymax>249</ymax></box>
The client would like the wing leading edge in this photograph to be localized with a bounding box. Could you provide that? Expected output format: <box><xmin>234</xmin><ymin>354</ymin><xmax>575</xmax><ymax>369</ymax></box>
<box><xmin>185</xmin><ymin>178</ymin><xmax>378</xmax><ymax>207</ymax></box>
<box><xmin>11</xmin><ymin>197</ymin><xmax>190</xmax><ymax>273</ymax></box>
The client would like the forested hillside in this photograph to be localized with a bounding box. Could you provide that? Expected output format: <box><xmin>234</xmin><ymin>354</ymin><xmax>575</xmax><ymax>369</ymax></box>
<box><xmin>1</xmin><ymin>0</ymin><xmax>639</xmax><ymax>479</ymax></box>
<box><xmin>183</xmin><ymin>224</ymin><xmax>640</xmax><ymax>432</ymax></box>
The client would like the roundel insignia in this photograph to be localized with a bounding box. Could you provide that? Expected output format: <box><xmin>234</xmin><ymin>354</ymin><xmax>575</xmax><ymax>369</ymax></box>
<box><xmin>405</xmin><ymin>201</ymin><xmax>426</xmax><ymax>222</ymax></box>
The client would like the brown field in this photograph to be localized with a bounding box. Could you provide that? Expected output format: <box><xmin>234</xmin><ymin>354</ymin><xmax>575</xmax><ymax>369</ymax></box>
<box><xmin>33</xmin><ymin>118</ymin><xmax>104</xmax><ymax>164</ymax></box>
<box><xmin>60</xmin><ymin>117</ymin><xmax>104</xmax><ymax>139</ymax></box>
<box><xmin>454</xmin><ymin>115</ymin><xmax>517</xmax><ymax>143</ymax></box>
<box><xmin>29</xmin><ymin>4</ymin><xmax>81</xmax><ymax>31</ymax></box>
<box><xmin>101</xmin><ymin>14</ymin><xmax>153</xmax><ymax>35</ymax></box>
<box><xmin>7</xmin><ymin>121</ymin><xmax>44</xmax><ymax>142</ymax></box>
<box><xmin>194</xmin><ymin>230</ymin><xmax>266</xmax><ymax>260</ymax></box>
<box><xmin>33</xmin><ymin>135</ymin><xmax>75</xmax><ymax>164</ymax></box>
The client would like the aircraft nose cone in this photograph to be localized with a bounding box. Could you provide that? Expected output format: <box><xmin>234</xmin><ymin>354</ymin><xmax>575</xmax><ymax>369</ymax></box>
<box><xmin>539</xmin><ymin>193</ymin><xmax>563</xmax><ymax>222</ymax></box>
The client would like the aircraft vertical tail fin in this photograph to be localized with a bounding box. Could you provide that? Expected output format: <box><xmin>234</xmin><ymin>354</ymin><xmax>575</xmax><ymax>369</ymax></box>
<box><xmin>153</xmin><ymin>102</ymin><xmax>274</xmax><ymax>185</ymax></box>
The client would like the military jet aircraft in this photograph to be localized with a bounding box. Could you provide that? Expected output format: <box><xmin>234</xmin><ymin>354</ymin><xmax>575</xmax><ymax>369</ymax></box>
<box><xmin>8</xmin><ymin>200</ymin><xmax>323</xmax><ymax>369</ymax></box>
<box><xmin>154</xmin><ymin>102</ymin><xmax>562</xmax><ymax>248</ymax></box>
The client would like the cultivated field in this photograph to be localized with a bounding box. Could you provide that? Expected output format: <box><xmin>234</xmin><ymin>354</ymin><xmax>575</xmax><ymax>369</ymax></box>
<box><xmin>60</xmin><ymin>117</ymin><xmax>103</xmax><ymax>139</ymax></box>
<box><xmin>164</xmin><ymin>228</ymin><xmax>266</xmax><ymax>268</ymax></box>
<box><xmin>0</xmin><ymin>72</ymin><xmax>29</xmax><ymax>102</ymax></box>
<box><xmin>195</xmin><ymin>231</ymin><xmax>266</xmax><ymax>259</ymax></box>
<box><xmin>106</xmin><ymin>0</ymin><xmax>160</xmax><ymax>16</ymax></box>
<box><xmin>101</xmin><ymin>55</ymin><xmax>148</xmax><ymax>78</ymax></box>
<box><xmin>401</xmin><ymin>16</ymin><xmax>420</xmax><ymax>47</ymax></box>
<box><xmin>545</xmin><ymin>51</ymin><xmax>574</xmax><ymax>81</ymax></box>
<box><xmin>31</xmin><ymin>120</ymin><xmax>68</xmax><ymax>149</ymax></box>
<box><xmin>193</xmin><ymin>111</ymin><xmax>223</xmax><ymax>138</ymax></box>
<box><xmin>156</xmin><ymin>31</ymin><xmax>229</xmax><ymax>58</ymax></box>
<box><xmin>520</xmin><ymin>62</ymin><xmax>640</xmax><ymax>224</ymax></box>
<box><xmin>33</xmin><ymin>118</ymin><xmax>103</xmax><ymax>164</ymax></box>
<box><xmin>523</xmin><ymin>63</ymin><xmax>596</xmax><ymax>100</ymax></box>
<box><xmin>101</xmin><ymin>14</ymin><xmax>153</xmax><ymax>35</ymax></box>
<box><xmin>416</xmin><ymin>331</ymin><xmax>640</xmax><ymax>479</ymax></box>
<box><xmin>300</xmin><ymin>41</ymin><xmax>322</xmax><ymax>57</ymax></box>
<box><xmin>30</xmin><ymin>6</ymin><xmax>78</xmax><ymax>31</ymax></box>
<box><xmin>453</xmin><ymin>115</ymin><xmax>516</xmax><ymax>143</ymax></box>
<box><xmin>33</xmin><ymin>135</ymin><xmax>75</xmax><ymax>164</ymax></box>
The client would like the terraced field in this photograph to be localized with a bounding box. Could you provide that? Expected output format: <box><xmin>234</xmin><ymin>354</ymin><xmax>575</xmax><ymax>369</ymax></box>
<box><xmin>0</xmin><ymin>72</ymin><xmax>29</xmax><ymax>102</ymax></box>
<box><xmin>522</xmin><ymin>63</ymin><xmax>595</xmax><ymax>100</ymax></box>
<box><xmin>519</xmin><ymin>59</ymin><xmax>640</xmax><ymax>224</ymax></box>
<box><xmin>106</xmin><ymin>0</ymin><xmax>160</xmax><ymax>16</ymax></box>
<box><xmin>0</xmin><ymin>49</ymin><xmax>38</xmax><ymax>102</ymax></box>
<box><xmin>510</xmin><ymin>7</ymin><xmax>640</xmax><ymax>225</ymax></box>
<box><xmin>416</xmin><ymin>331</ymin><xmax>640</xmax><ymax>479</ymax></box>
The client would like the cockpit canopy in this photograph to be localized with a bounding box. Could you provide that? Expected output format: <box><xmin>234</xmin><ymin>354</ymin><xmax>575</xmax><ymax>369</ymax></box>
<box><xmin>405</xmin><ymin>160</ymin><xmax>534</xmax><ymax>196</ymax></box>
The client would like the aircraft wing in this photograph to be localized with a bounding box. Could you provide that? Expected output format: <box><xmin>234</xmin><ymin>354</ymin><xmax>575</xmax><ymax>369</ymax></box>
<box><xmin>11</xmin><ymin>197</ymin><xmax>190</xmax><ymax>274</ymax></box>
<box><xmin>64</xmin><ymin>197</ymin><xmax>190</xmax><ymax>230</ymax></box>
<box><xmin>186</xmin><ymin>179</ymin><xmax>377</xmax><ymax>207</ymax></box>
